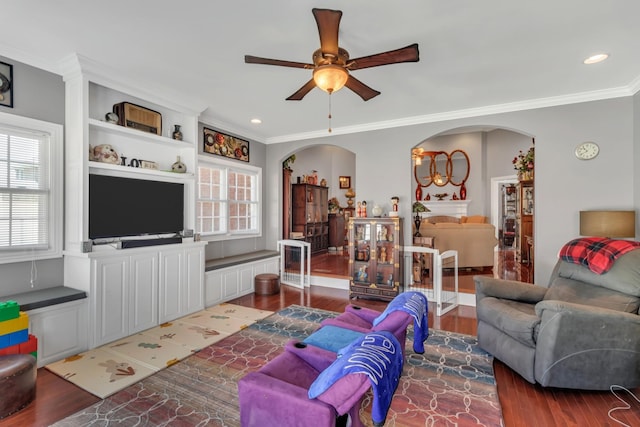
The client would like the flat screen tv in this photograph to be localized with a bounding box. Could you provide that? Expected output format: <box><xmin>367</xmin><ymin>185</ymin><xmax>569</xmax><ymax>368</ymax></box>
<box><xmin>89</xmin><ymin>174</ymin><xmax>184</xmax><ymax>239</ymax></box>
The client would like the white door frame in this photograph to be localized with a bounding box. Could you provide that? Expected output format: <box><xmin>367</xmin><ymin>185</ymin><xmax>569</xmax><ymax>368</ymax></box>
<box><xmin>490</xmin><ymin>175</ymin><xmax>519</xmax><ymax>241</ymax></box>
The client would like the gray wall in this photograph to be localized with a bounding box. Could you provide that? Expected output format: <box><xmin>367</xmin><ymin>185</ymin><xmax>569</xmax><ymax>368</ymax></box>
<box><xmin>485</xmin><ymin>129</ymin><xmax>534</xmax><ymax>215</ymax></box>
<box><xmin>2</xmin><ymin>50</ymin><xmax>637</xmax><ymax>295</ymax></box>
<box><xmin>413</xmin><ymin>129</ymin><xmax>533</xmax><ymax>221</ymax></box>
<box><xmin>197</xmin><ymin>122</ymin><xmax>269</xmax><ymax>260</ymax></box>
<box><xmin>289</xmin><ymin>145</ymin><xmax>356</xmax><ymax>207</ymax></box>
<box><xmin>265</xmin><ymin>97</ymin><xmax>635</xmax><ymax>285</ymax></box>
<box><xmin>635</xmin><ymin>91</ymin><xmax>640</xmax><ymax>237</ymax></box>
<box><xmin>0</xmin><ymin>56</ymin><xmax>65</xmax><ymax>296</ymax></box>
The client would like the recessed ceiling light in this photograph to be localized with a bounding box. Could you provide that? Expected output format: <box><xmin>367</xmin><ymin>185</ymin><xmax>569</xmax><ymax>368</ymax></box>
<box><xmin>250</xmin><ymin>118</ymin><xmax>262</xmax><ymax>124</ymax></box>
<box><xmin>583</xmin><ymin>53</ymin><xmax>609</xmax><ymax>65</ymax></box>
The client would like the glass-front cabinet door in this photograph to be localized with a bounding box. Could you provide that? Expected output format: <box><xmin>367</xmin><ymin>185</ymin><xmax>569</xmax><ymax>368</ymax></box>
<box><xmin>348</xmin><ymin>217</ymin><xmax>403</xmax><ymax>301</ymax></box>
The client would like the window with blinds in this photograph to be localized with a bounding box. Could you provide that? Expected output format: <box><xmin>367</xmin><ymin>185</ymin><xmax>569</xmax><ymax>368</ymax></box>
<box><xmin>197</xmin><ymin>157</ymin><xmax>261</xmax><ymax>239</ymax></box>
<box><xmin>0</xmin><ymin>113</ymin><xmax>62</xmax><ymax>263</ymax></box>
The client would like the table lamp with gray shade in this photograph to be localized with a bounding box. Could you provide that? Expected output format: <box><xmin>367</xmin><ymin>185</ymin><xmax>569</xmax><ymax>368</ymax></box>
<box><xmin>579</xmin><ymin>210</ymin><xmax>636</xmax><ymax>238</ymax></box>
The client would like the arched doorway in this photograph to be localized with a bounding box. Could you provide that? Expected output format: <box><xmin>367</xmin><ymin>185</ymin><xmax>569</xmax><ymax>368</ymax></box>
<box><xmin>411</xmin><ymin>127</ymin><xmax>535</xmax><ymax>293</ymax></box>
<box><xmin>281</xmin><ymin>144</ymin><xmax>356</xmax><ymax>247</ymax></box>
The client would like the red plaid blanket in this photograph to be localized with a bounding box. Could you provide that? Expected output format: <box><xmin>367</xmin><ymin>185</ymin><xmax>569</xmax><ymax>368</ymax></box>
<box><xmin>559</xmin><ymin>237</ymin><xmax>640</xmax><ymax>274</ymax></box>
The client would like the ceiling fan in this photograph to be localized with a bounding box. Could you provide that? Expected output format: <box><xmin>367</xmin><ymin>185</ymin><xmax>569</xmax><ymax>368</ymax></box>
<box><xmin>244</xmin><ymin>8</ymin><xmax>419</xmax><ymax>101</ymax></box>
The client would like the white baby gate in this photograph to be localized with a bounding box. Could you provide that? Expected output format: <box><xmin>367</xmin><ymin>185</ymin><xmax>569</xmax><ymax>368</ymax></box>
<box><xmin>277</xmin><ymin>239</ymin><xmax>311</xmax><ymax>289</ymax></box>
<box><xmin>403</xmin><ymin>246</ymin><xmax>459</xmax><ymax>316</ymax></box>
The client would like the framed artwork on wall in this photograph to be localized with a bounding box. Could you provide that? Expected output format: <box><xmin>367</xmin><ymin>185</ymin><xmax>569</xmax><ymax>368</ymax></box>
<box><xmin>0</xmin><ymin>61</ymin><xmax>13</xmax><ymax>108</ymax></box>
<box><xmin>339</xmin><ymin>176</ymin><xmax>351</xmax><ymax>189</ymax></box>
<box><xmin>203</xmin><ymin>127</ymin><xmax>249</xmax><ymax>162</ymax></box>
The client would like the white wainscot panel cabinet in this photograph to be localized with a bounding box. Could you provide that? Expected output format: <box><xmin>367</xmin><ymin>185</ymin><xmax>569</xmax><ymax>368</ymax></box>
<box><xmin>158</xmin><ymin>245</ymin><xmax>204</xmax><ymax>323</ymax></box>
<box><xmin>28</xmin><ymin>300</ymin><xmax>88</xmax><ymax>367</ymax></box>
<box><xmin>64</xmin><ymin>242</ymin><xmax>205</xmax><ymax>349</ymax></box>
<box><xmin>93</xmin><ymin>255</ymin><xmax>129</xmax><ymax>347</ymax></box>
<box><xmin>205</xmin><ymin>256</ymin><xmax>280</xmax><ymax>307</ymax></box>
<box><xmin>129</xmin><ymin>252</ymin><xmax>158</xmax><ymax>333</ymax></box>
<box><xmin>90</xmin><ymin>251</ymin><xmax>159</xmax><ymax>348</ymax></box>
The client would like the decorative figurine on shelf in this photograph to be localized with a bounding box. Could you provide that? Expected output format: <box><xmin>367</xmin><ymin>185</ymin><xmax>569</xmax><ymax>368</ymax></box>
<box><xmin>387</xmin><ymin>274</ymin><xmax>394</xmax><ymax>286</ymax></box>
<box><xmin>172</xmin><ymin>125</ymin><xmax>183</xmax><ymax>141</ymax></box>
<box><xmin>89</xmin><ymin>144</ymin><xmax>120</xmax><ymax>164</ymax></box>
<box><xmin>361</xmin><ymin>201</ymin><xmax>367</xmax><ymax>217</ymax></box>
<box><xmin>356</xmin><ymin>265</ymin><xmax>368</xmax><ymax>282</ymax></box>
<box><xmin>425</xmin><ymin>193</ymin><xmax>431</xmax><ymax>201</ymax></box>
<box><xmin>390</xmin><ymin>196</ymin><xmax>399</xmax><ymax>217</ymax></box>
<box><xmin>460</xmin><ymin>181</ymin><xmax>467</xmax><ymax>200</ymax></box>
<box><xmin>105</xmin><ymin>112</ymin><xmax>118</xmax><ymax>124</ymax></box>
<box><xmin>379</xmin><ymin>247</ymin><xmax>387</xmax><ymax>263</ymax></box>
<box><xmin>452</xmin><ymin>193</ymin><xmax>459</xmax><ymax>200</ymax></box>
<box><xmin>356</xmin><ymin>201</ymin><xmax>362</xmax><ymax>217</ymax></box>
<box><xmin>171</xmin><ymin>156</ymin><xmax>187</xmax><ymax>173</ymax></box>
<box><xmin>413</xmin><ymin>263</ymin><xmax>422</xmax><ymax>283</ymax></box>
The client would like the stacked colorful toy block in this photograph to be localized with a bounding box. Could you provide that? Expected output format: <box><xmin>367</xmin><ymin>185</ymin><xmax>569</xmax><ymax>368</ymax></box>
<box><xmin>0</xmin><ymin>301</ymin><xmax>37</xmax><ymax>359</ymax></box>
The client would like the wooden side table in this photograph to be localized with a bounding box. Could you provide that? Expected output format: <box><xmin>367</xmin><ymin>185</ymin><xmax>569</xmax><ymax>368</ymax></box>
<box><xmin>413</xmin><ymin>236</ymin><xmax>435</xmax><ymax>284</ymax></box>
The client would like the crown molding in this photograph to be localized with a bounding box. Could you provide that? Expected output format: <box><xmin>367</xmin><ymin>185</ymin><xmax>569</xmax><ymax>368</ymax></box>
<box><xmin>265</xmin><ymin>85</ymin><xmax>636</xmax><ymax>144</ymax></box>
<box><xmin>0</xmin><ymin>43</ymin><xmax>59</xmax><ymax>74</ymax></box>
<box><xmin>57</xmin><ymin>53</ymin><xmax>207</xmax><ymax>116</ymax></box>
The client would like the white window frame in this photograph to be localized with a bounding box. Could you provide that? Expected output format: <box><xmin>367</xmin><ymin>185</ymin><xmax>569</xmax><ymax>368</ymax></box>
<box><xmin>0</xmin><ymin>112</ymin><xmax>63</xmax><ymax>264</ymax></box>
<box><xmin>197</xmin><ymin>155</ymin><xmax>261</xmax><ymax>241</ymax></box>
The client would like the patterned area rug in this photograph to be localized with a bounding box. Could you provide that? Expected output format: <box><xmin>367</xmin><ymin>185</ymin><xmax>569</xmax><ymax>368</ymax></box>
<box><xmin>52</xmin><ymin>305</ymin><xmax>503</xmax><ymax>427</ymax></box>
<box><xmin>45</xmin><ymin>303</ymin><xmax>272</xmax><ymax>398</ymax></box>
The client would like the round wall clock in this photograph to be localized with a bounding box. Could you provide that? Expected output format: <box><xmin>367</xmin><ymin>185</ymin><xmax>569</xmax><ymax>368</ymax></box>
<box><xmin>575</xmin><ymin>142</ymin><xmax>599</xmax><ymax>160</ymax></box>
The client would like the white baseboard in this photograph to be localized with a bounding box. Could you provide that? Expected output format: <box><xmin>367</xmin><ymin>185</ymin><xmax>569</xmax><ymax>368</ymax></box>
<box><xmin>310</xmin><ymin>275</ymin><xmax>350</xmax><ymax>289</ymax></box>
<box><xmin>311</xmin><ymin>276</ymin><xmax>477</xmax><ymax>307</ymax></box>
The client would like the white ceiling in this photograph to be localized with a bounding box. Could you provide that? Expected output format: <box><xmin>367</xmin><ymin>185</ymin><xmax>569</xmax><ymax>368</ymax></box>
<box><xmin>3</xmin><ymin>1</ymin><xmax>640</xmax><ymax>143</ymax></box>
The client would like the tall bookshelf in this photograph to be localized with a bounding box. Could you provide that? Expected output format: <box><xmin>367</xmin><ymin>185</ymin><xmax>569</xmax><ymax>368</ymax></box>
<box><xmin>291</xmin><ymin>184</ymin><xmax>329</xmax><ymax>253</ymax></box>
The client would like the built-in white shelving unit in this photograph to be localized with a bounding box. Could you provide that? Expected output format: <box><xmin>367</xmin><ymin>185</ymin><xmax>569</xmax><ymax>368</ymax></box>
<box><xmin>60</xmin><ymin>53</ymin><xmax>208</xmax><ymax>350</ymax></box>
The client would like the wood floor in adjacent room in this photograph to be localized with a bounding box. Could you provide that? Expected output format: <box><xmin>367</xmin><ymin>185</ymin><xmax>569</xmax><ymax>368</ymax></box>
<box><xmin>3</xmin><ymin>250</ymin><xmax>638</xmax><ymax>427</ymax></box>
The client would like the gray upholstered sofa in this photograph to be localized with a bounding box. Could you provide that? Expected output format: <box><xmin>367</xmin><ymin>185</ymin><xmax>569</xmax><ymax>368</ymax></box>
<box><xmin>474</xmin><ymin>249</ymin><xmax>640</xmax><ymax>390</ymax></box>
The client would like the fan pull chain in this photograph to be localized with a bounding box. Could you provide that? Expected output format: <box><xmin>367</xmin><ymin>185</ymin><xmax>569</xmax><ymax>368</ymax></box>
<box><xmin>327</xmin><ymin>91</ymin><xmax>333</xmax><ymax>133</ymax></box>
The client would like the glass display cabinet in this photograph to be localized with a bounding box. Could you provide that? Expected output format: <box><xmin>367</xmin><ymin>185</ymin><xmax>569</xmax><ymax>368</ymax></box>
<box><xmin>348</xmin><ymin>217</ymin><xmax>403</xmax><ymax>301</ymax></box>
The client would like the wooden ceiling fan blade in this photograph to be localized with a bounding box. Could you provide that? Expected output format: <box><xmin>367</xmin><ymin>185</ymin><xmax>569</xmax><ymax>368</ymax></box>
<box><xmin>244</xmin><ymin>55</ymin><xmax>312</xmax><ymax>69</ymax></box>
<box><xmin>313</xmin><ymin>8</ymin><xmax>342</xmax><ymax>57</ymax></box>
<box><xmin>345</xmin><ymin>76</ymin><xmax>380</xmax><ymax>101</ymax></box>
<box><xmin>286</xmin><ymin>79</ymin><xmax>317</xmax><ymax>101</ymax></box>
<box><xmin>348</xmin><ymin>43</ymin><xmax>419</xmax><ymax>70</ymax></box>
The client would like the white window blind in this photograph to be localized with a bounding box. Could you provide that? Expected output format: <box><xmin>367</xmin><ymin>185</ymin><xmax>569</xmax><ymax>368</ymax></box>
<box><xmin>197</xmin><ymin>157</ymin><xmax>261</xmax><ymax>239</ymax></box>
<box><xmin>0</xmin><ymin>113</ymin><xmax>62</xmax><ymax>263</ymax></box>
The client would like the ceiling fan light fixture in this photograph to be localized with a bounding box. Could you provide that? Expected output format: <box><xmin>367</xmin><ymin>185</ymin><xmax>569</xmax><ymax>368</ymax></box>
<box><xmin>313</xmin><ymin>64</ymin><xmax>349</xmax><ymax>93</ymax></box>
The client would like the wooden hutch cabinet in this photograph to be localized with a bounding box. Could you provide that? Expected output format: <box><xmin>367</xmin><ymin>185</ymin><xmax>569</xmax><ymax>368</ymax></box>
<box><xmin>348</xmin><ymin>217</ymin><xmax>403</xmax><ymax>301</ymax></box>
<box><xmin>516</xmin><ymin>179</ymin><xmax>534</xmax><ymax>264</ymax></box>
<box><xmin>291</xmin><ymin>183</ymin><xmax>329</xmax><ymax>253</ymax></box>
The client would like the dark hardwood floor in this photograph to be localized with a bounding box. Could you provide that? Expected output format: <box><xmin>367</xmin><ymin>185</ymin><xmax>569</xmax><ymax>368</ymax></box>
<box><xmin>2</xmin><ymin>250</ymin><xmax>638</xmax><ymax>427</ymax></box>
